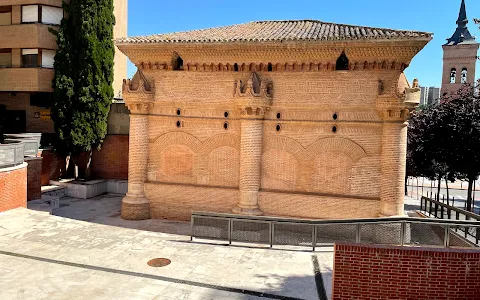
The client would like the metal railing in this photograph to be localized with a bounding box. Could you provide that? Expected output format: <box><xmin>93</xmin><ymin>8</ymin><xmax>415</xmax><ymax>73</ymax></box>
<box><xmin>0</xmin><ymin>141</ymin><xmax>24</xmax><ymax>168</ymax></box>
<box><xmin>421</xmin><ymin>196</ymin><xmax>480</xmax><ymax>245</ymax></box>
<box><xmin>191</xmin><ymin>211</ymin><xmax>480</xmax><ymax>250</ymax></box>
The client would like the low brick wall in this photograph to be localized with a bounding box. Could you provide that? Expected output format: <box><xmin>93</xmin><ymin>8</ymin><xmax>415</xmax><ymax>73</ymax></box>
<box><xmin>0</xmin><ymin>162</ymin><xmax>27</xmax><ymax>212</ymax></box>
<box><xmin>91</xmin><ymin>135</ymin><xmax>129</xmax><ymax>180</ymax></box>
<box><xmin>25</xmin><ymin>157</ymin><xmax>42</xmax><ymax>201</ymax></box>
<box><xmin>41</xmin><ymin>148</ymin><xmax>65</xmax><ymax>185</ymax></box>
<box><xmin>333</xmin><ymin>243</ymin><xmax>480</xmax><ymax>300</ymax></box>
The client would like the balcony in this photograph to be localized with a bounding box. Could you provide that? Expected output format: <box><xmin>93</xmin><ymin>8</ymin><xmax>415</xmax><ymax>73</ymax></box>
<box><xmin>0</xmin><ymin>24</ymin><xmax>57</xmax><ymax>49</ymax></box>
<box><xmin>0</xmin><ymin>68</ymin><xmax>53</xmax><ymax>92</ymax></box>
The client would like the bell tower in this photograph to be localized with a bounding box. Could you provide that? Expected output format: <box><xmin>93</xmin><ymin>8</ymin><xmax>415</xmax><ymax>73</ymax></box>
<box><xmin>441</xmin><ymin>0</ymin><xmax>479</xmax><ymax>94</ymax></box>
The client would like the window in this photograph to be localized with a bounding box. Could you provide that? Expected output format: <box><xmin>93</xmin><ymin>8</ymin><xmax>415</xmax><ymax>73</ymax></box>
<box><xmin>22</xmin><ymin>5</ymin><xmax>63</xmax><ymax>25</ymax></box>
<box><xmin>234</xmin><ymin>63</ymin><xmax>239</xmax><ymax>72</ymax></box>
<box><xmin>41</xmin><ymin>6</ymin><xmax>63</xmax><ymax>25</ymax></box>
<box><xmin>172</xmin><ymin>54</ymin><xmax>183</xmax><ymax>70</ymax></box>
<box><xmin>450</xmin><ymin>68</ymin><xmax>457</xmax><ymax>84</ymax></box>
<box><xmin>336</xmin><ymin>51</ymin><xmax>349</xmax><ymax>71</ymax></box>
<box><xmin>22</xmin><ymin>5</ymin><xmax>39</xmax><ymax>23</ymax></box>
<box><xmin>268</xmin><ymin>63</ymin><xmax>273</xmax><ymax>72</ymax></box>
<box><xmin>0</xmin><ymin>6</ymin><xmax>12</xmax><ymax>26</ymax></box>
<box><xmin>22</xmin><ymin>49</ymin><xmax>38</xmax><ymax>67</ymax></box>
<box><xmin>41</xmin><ymin>49</ymin><xmax>55</xmax><ymax>68</ymax></box>
<box><xmin>30</xmin><ymin>92</ymin><xmax>52</xmax><ymax>108</ymax></box>
<box><xmin>0</xmin><ymin>48</ymin><xmax>11</xmax><ymax>68</ymax></box>
<box><xmin>461</xmin><ymin>68</ymin><xmax>468</xmax><ymax>84</ymax></box>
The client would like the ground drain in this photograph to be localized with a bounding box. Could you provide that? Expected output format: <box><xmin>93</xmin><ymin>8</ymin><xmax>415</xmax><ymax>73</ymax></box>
<box><xmin>147</xmin><ymin>258</ymin><xmax>171</xmax><ymax>267</ymax></box>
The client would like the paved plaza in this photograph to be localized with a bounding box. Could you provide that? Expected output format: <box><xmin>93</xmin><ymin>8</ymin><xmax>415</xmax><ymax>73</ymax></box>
<box><xmin>0</xmin><ymin>195</ymin><xmax>333</xmax><ymax>300</ymax></box>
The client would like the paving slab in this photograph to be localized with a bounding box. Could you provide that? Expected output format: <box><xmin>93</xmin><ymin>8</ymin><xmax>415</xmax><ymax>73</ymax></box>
<box><xmin>0</xmin><ymin>202</ymin><xmax>333</xmax><ymax>300</ymax></box>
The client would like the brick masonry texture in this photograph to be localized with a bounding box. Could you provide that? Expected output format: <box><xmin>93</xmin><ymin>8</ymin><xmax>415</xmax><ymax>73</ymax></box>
<box><xmin>333</xmin><ymin>243</ymin><xmax>480</xmax><ymax>300</ymax></box>
<box><xmin>25</xmin><ymin>157</ymin><xmax>42</xmax><ymax>201</ymax></box>
<box><xmin>0</xmin><ymin>163</ymin><xmax>27</xmax><ymax>212</ymax></box>
<box><xmin>117</xmin><ymin>27</ymin><xmax>429</xmax><ymax>220</ymax></box>
<box><xmin>40</xmin><ymin>148</ymin><xmax>64</xmax><ymax>185</ymax></box>
<box><xmin>441</xmin><ymin>44</ymin><xmax>479</xmax><ymax>94</ymax></box>
<box><xmin>91</xmin><ymin>135</ymin><xmax>129</xmax><ymax>180</ymax></box>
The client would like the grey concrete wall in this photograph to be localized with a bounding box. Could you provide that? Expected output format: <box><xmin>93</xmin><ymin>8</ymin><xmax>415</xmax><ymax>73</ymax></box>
<box><xmin>107</xmin><ymin>102</ymin><xmax>130</xmax><ymax>135</ymax></box>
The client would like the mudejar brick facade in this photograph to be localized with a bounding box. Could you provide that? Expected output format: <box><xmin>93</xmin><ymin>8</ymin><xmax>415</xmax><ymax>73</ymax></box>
<box><xmin>116</xmin><ymin>20</ymin><xmax>431</xmax><ymax>220</ymax></box>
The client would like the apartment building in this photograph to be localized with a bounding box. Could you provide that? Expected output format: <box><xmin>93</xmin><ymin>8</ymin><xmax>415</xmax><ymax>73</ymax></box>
<box><xmin>0</xmin><ymin>0</ymin><xmax>127</xmax><ymax>138</ymax></box>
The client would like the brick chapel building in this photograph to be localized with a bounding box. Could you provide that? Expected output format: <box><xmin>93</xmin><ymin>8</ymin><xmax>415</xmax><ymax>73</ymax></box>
<box><xmin>116</xmin><ymin>20</ymin><xmax>431</xmax><ymax>221</ymax></box>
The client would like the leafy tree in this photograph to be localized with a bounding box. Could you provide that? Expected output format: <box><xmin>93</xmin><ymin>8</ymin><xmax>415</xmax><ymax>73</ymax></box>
<box><xmin>408</xmin><ymin>104</ymin><xmax>455</xmax><ymax>201</ymax></box>
<box><xmin>50</xmin><ymin>0</ymin><xmax>115</xmax><ymax>179</ymax></box>
<box><xmin>439</xmin><ymin>82</ymin><xmax>480</xmax><ymax>211</ymax></box>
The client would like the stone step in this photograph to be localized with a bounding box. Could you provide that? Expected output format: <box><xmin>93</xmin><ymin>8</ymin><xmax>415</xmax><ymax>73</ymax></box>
<box><xmin>27</xmin><ymin>195</ymin><xmax>60</xmax><ymax>215</ymax></box>
<box><xmin>41</xmin><ymin>186</ymin><xmax>67</xmax><ymax>198</ymax></box>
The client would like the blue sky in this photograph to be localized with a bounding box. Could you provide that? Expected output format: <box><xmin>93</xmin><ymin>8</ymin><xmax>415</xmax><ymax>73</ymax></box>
<box><xmin>126</xmin><ymin>0</ymin><xmax>480</xmax><ymax>87</ymax></box>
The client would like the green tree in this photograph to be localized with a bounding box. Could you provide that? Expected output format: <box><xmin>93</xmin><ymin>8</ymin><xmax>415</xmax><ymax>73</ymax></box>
<box><xmin>50</xmin><ymin>0</ymin><xmax>115</xmax><ymax>179</ymax></box>
<box><xmin>440</xmin><ymin>82</ymin><xmax>480</xmax><ymax>211</ymax></box>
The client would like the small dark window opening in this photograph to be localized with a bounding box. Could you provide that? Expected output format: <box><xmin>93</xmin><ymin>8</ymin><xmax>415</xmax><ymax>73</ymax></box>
<box><xmin>224</xmin><ymin>111</ymin><xmax>229</xmax><ymax>118</ymax></box>
<box><xmin>333</xmin><ymin>113</ymin><xmax>338</xmax><ymax>120</ymax></box>
<box><xmin>336</xmin><ymin>51</ymin><xmax>349</xmax><ymax>71</ymax></box>
<box><xmin>176</xmin><ymin>108</ymin><xmax>181</xmax><ymax>116</ymax></box>
<box><xmin>276</xmin><ymin>124</ymin><xmax>281</xmax><ymax>132</ymax></box>
<box><xmin>173</xmin><ymin>55</ymin><xmax>183</xmax><ymax>70</ymax></box>
<box><xmin>224</xmin><ymin>122</ymin><xmax>229</xmax><ymax>130</ymax></box>
<box><xmin>176</xmin><ymin>120</ymin><xmax>181</xmax><ymax>128</ymax></box>
<box><xmin>332</xmin><ymin>126</ymin><xmax>337</xmax><ymax>133</ymax></box>
<box><xmin>234</xmin><ymin>63</ymin><xmax>239</xmax><ymax>72</ymax></box>
<box><xmin>276</xmin><ymin>112</ymin><xmax>281</xmax><ymax>119</ymax></box>
<box><xmin>268</xmin><ymin>63</ymin><xmax>273</xmax><ymax>72</ymax></box>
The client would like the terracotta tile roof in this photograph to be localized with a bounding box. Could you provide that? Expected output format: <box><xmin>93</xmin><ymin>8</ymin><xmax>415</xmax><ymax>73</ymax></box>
<box><xmin>116</xmin><ymin>20</ymin><xmax>433</xmax><ymax>44</ymax></box>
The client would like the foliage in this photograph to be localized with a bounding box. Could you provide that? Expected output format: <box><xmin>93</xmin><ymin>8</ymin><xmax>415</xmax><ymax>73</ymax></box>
<box><xmin>407</xmin><ymin>80</ymin><xmax>480</xmax><ymax>210</ymax></box>
<box><xmin>50</xmin><ymin>0</ymin><xmax>115</xmax><ymax>177</ymax></box>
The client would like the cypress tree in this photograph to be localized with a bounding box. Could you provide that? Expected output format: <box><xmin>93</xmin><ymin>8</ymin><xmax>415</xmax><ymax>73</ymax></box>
<box><xmin>50</xmin><ymin>0</ymin><xmax>115</xmax><ymax>179</ymax></box>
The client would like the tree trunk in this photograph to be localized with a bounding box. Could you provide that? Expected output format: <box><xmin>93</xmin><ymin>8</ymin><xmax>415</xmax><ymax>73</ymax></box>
<box><xmin>445</xmin><ymin>176</ymin><xmax>450</xmax><ymax>206</ymax></box>
<box><xmin>64</xmin><ymin>155</ymin><xmax>75</xmax><ymax>179</ymax></box>
<box><xmin>74</xmin><ymin>151</ymin><xmax>92</xmax><ymax>181</ymax></box>
<box><xmin>467</xmin><ymin>177</ymin><xmax>474</xmax><ymax>212</ymax></box>
<box><xmin>437</xmin><ymin>178</ymin><xmax>441</xmax><ymax>201</ymax></box>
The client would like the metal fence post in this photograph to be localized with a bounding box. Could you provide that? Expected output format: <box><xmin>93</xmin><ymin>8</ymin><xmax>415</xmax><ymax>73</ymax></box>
<box><xmin>312</xmin><ymin>225</ymin><xmax>317</xmax><ymax>252</ymax></box>
<box><xmin>269</xmin><ymin>222</ymin><xmax>273</xmax><ymax>248</ymax></box>
<box><xmin>356</xmin><ymin>224</ymin><xmax>361</xmax><ymax>243</ymax></box>
<box><xmin>400</xmin><ymin>221</ymin><xmax>406</xmax><ymax>246</ymax></box>
<box><xmin>228</xmin><ymin>219</ymin><xmax>232</xmax><ymax>245</ymax></box>
<box><xmin>270</xmin><ymin>223</ymin><xmax>275</xmax><ymax>248</ymax></box>
<box><xmin>190</xmin><ymin>215</ymin><xmax>194</xmax><ymax>241</ymax></box>
<box><xmin>444</xmin><ymin>225</ymin><xmax>450</xmax><ymax>248</ymax></box>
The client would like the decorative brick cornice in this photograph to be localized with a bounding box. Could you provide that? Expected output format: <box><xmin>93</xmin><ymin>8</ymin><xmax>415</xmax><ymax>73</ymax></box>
<box><xmin>117</xmin><ymin>40</ymin><xmax>428</xmax><ymax>72</ymax></box>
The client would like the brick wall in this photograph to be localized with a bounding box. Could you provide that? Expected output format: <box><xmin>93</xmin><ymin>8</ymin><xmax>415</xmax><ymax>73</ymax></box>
<box><xmin>91</xmin><ymin>135</ymin><xmax>129</xmax><ymax>180</ymax></box>
<box><xmin>40</xmin><ymin>148</ymin><xmax>64</xmax><ymax>185</ymax></box>
<box><xmin>25</xmin><ymin>157</ymin><xmax>42</xmax><ymax>201</ymax></box>
<box><xmin>333</xmin><ymin>243</ymin><xmax>480</xmax><ymax>300</ymax></box>
<box><xmin>0</xmin><ymin>163</ymin><xmax>27</xmax><ymax>212</ymax></box>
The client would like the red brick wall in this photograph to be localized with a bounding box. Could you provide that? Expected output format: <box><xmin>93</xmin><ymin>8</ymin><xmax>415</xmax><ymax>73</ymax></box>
<box><xmin>333</xmin><ymin>243</ymin><xmax>480</xmax><ymax>300</ymax></box>
<box><xmin>0</xmin><ymin>163</ymin><xmax>27</xmax><ymax>212</ymax></box>
<box><xmin>91</xmin><ymin>135</ymin><xmax>129</xmax><ymax>180</ymax></box>
<box><xmin>41</xmin><ymin>148</ymin><xmax>65</xmax><ymax>185</ymax></box>
<box><xmin>25</xmin><ymin>157</ymin><xmax>42</xmax><ymax>201</ymax></box>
